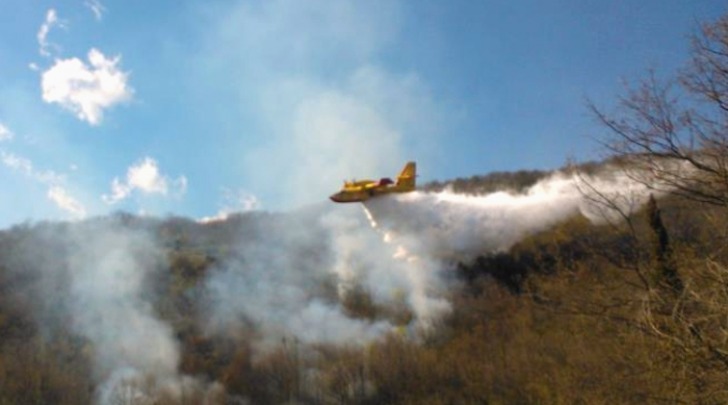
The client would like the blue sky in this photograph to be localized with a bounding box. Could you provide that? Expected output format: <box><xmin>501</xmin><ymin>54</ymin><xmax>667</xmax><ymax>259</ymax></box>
<box><xmin>0</xmin><ymin>0</ymin><xmax>725</xmax><ymax>227</ymax></box>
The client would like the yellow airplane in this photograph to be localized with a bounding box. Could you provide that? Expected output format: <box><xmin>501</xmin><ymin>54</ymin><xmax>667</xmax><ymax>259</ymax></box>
<box><xmin>330</xmin><ymin>162</ymin><xmax>416</xmax><ymax>203</ymax></box>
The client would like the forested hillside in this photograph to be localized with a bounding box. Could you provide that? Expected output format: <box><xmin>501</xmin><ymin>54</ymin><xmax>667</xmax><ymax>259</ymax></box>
<box><xmin>1</xmin><ymin>10</ymin><xmax>728</xmax><ymax>405</ymax></box>
<box><xmin>1</xmin><ymin>171</ymin><xmax>728</xmax><ymax>404</ymax></box>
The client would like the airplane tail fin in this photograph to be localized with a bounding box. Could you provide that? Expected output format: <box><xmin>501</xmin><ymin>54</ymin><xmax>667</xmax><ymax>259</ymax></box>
<box><xmin>396</xmin><ymin>161</ymin><xmax>416</xmax><ymax>190</ymax></box>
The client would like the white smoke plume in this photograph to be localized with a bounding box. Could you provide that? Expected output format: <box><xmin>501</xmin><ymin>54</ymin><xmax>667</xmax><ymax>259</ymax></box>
<box><xmin>204</xmin><ymin>209</ymin><xmax>394</xmax><ymax>351</ymax></box>
<box><xmin>25</xmin><ymin>219</ymin><xmax>222</xmax><ymax>404</ymax></box>
<box><xmin>203</xmin><ymin>168</ymin><xmax>655</xmax><ymax>345</ymax></box>
<box><xmin>67</xmin><ymin>225</ymin><xmax>178</xmax><ymax>401</ymax></box>
<box><xmin>6</xmin><ymin>165</ymin><xmax>657</xmax><ymax>401</ymax></box>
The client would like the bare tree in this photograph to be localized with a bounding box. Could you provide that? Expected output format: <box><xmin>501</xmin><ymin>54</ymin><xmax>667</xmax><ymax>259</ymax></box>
<box><xmin>581</xmin><ymin>14</ymin><xmax>728</xmax><ymax>402</ymax></box>
<box><xmin>588</xmin><ymin>14</ymin><xmax>728</xmax><ymax>207</ymax></box>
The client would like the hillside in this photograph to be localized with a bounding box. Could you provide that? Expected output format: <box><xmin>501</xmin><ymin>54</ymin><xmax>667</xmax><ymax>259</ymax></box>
<box><xmin>3</xmin><ymin>8</ymin><xmax>727</xmax><ymax>404</ymax></box>
<box><xmin>2</xmin><ymin>161</ymin><xmax>728</xmax><ymax>403</ymax></box>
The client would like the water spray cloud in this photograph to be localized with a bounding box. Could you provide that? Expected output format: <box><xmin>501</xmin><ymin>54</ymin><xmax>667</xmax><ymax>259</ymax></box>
<box><xmin>364</xmin><ymin>170</ymin><xmax>654</xmax><ymax>260</ymax></box>
<box><xmin>204</xmin><ymin>169</ymin><xmax>655</xmax><ymax>344</ymax></box>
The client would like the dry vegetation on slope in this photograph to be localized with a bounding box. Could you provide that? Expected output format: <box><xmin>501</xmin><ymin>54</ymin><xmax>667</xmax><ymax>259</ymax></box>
<box><xmin>2</xmin><ymin>185</ymin><xmax>728</xmax><ymax>404</ymax></box>
<box><xmin>1</xmin><ymin>11</ymin><xmax>728</xmax><ymax>405</ymax></box>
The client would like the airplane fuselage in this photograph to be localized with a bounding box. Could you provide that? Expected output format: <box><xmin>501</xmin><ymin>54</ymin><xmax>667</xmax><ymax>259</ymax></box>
<box><xmin>329</xmin><ymin>162</ymin><xmax>417</xmax><ymax>203</ymax></box>
<box><xmin>329</xmin><ymin>189</ymin><xmax>375</xmax><ymax>203</ymax></box>
<box><xmin>329</xmin><ymin>180</ymin><xmax>405</xmax><ymax>203</ymax></box>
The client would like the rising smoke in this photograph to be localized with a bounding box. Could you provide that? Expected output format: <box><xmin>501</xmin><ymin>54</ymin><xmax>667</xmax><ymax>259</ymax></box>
<box><xmin>11</xmin><ymin>218</ymin><xmax>223</xmax><ymax>403</ymax></box>
<box><xmin>4</xmin><ymin>168</ymin><xmax>654</xmax><ymax>403</ymax></box>
<box><xmin>204</xmin><ymin>168</ymin><xmax>655</xmax><ymax>342</ymax></box>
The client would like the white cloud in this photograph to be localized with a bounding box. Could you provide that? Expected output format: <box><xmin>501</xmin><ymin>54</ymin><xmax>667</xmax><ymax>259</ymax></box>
<box><xmin>127</xmin><ymin>157</ymin><xmax>168</xmax><ymax>194</ymax></box>
<box><xmin>1</xmin><ymin>152</ymin><xmax>32</xmax><ymax>174</ymax></box>
<box><xmin>235</xmin><ymin>192</ymin><xmax>259</xmax><ymax>211</ymax></box>
<box><xmin>1</xmin><ymin>151</ymin><xmax>64</xmax><ymax>184</ymax></box>
<box><xmin>103</xmin><ymin>157</ymin><xmax>187</xmax><ymax>204</ymax></box>
<box><xmin>84</xmin><ymin>0</ymin><xmax>106</xmax><ymax>21</ymax></box>
<box><xmin>0</xmin><ymin>123</ymin><xmax>13</xmax><ymax>142</ymax></box>
<box><xmin>48</xmin><ymin>186</ymin><xmax>87</xmax><ymax>217</ymax></box>
<box><xmin>0</xmin><ymin>151</ymin><xmax>86</xmax><ymax>218</ymax></box>
<box><xmin>198</xmin><ymin>189</ymin><xmax>260</xmax><ymax>223</ymax></box>
<box><xmin>41</xmin><ymin>48</ymin><xmax>132</xmax><ymax>125</ymax></box>
<box><xmin>37</xmin><ymin>9</ymin><xmax>65</xmax><ymax>57</ymax></box>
